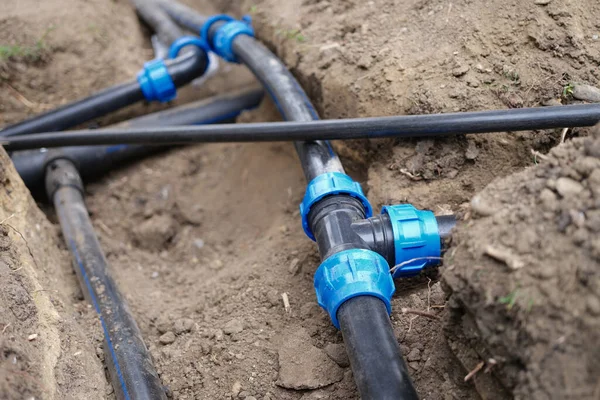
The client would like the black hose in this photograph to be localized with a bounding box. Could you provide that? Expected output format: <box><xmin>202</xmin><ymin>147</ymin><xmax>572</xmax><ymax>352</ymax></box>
<box><xmin>46</xmin><ymin>158</ymin><xmax>167</xmax><ymax>400</ymax></box>
<box><xmin>11</xmin><ymin>88</ymin><xmax>263</xmax><ymax>194</ymax></box>
<box><xmin>0</xmin><ymin>49</ymin><xmax>208</xmax><ymax>138</ymax></box>
<box><xmin>231</xmin><ymin>34</ymin><xmax>343</xmax><ymax>181</ymax></box>
<box><xmin>0</xmin><ymin>82</ymin><xmax>145</xmax><ymax>137</ymax></box>
<box><xmin>226</xmin><ymin>31</ymin><xmax>418</xmax><ymax>399</ymax></box>
<box><xmin>338</xmin><ymin>296</ymin><xmax>419</xmax><ymax>400</ymax></box>
<box><xmin>154</xmin><ymin>0</ymin><xmax>207</xmax><ymax>32</ymax></box>
<box><xmin>4</xmin><ymin>103</ymin><xmax>599</xmax><ymax>150</ymax></box>
<box><xmin>130</xmin><ymin>0</ymin><xmax>184</xmax><ymax>46</ymax></box>
<box><xmin>436</xmin><ymin>215</ymin><xmax>456</xmax><ymax>240</ymax></box>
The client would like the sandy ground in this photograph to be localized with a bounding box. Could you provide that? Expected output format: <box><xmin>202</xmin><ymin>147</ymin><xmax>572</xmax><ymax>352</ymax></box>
<box><xmin>0</xmin><ymin>0</ymin><xmax>599</xmax><ymax>398</ymax></box>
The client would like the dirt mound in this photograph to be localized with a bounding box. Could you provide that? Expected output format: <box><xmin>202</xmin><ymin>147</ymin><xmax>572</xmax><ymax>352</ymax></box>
<box><xmin>443</xmin><ymin>125</ymin><xmax>600</xmax><ymax>399</ymax></box>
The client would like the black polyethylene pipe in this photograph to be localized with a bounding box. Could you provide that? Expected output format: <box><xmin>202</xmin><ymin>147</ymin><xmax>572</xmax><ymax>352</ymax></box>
<box><xmin>0</xmin><ymin>81</ymin><xmax>145</xmax><ymax>137</ymax></box>
<box><xmin>155</xmin><ymin>0</ymin><xmax>206</xmax><ymax>32</ymax></box>
<box><xmin>338</xmin><ymin>296</ymin><xmax>419</xmax><ymax>400</ymax></box>
<box><xmin>230</xmin><ymin>34</ymin><xmax>344</xmax><ymax>181</ymax></box>
<box><xmin>226</xmin><ymin>31</ymin><xmax>418</xmax><ymax>399</ymax></box>
<box><xmin>4</xmin><ymin>103</ymin><xmax>599</xmax><ymax>150</ymax></box>
<box><xmin>47</xmin><ymin>159</ymin><xmax>166</xmax><ymax>400</ymax></box>
<box><xmin>0</xmin><ymin>49</ymin><xmax>208</xmax><ymax>138</ymax></box>
<box><xmin>436</xmin><ymin>214</ymin><xmax>456</xmax><ymax>240</ymax></box>
<box><xmin>130</xmin><ymin>0</ymin><xmax>183</xmax><ymax>46</ymax></box>
<box><xmin>11</xmin><ymin>88</ymin><xmax>263</xmax><ymax>194</ymax></box>
<box><xmin>308</xmin><ymin>196</ymin><xmax>418</xmax><ymax>400</ymax></box>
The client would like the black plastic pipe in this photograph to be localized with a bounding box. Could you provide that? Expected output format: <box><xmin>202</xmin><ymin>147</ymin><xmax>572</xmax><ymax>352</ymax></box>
<box><xmin>338</xmin><ymin>296</ymin><xmax>420</xmax><ymax>400</ymax></box>
<box><xmin>230</xmin><ymin>34</ymin><xmax>343</xmax><ymax>181</ymax></box>
<box><xmin>308</xmin><ymin>196</ymin><xmax>418</xmax><ymax>399</ymax></box>
<box><xmin>46</xmin><ymin>158</ymin><xmax>166</xmax><ymax>400</ymax></box>
<box><xmin>3</xmin><ymin>103</ymin><xmax>598</xmax><ymax>150</ymax></box>
<box><xmin>0</xmin><ymin>49</ymin><xmax>208</xmax><ymax>137</ymax></box>
<box><xmin>155</xmin><ymin>0</ymin><xmax>207</xmax><ymax>32</ymax></box>
<box><xmin>220</xmin><ymin>26</ymin><xmax>419</xmax><ymax>399</ymax></box>
<box><xmin>11</xmin><ymin>88</ymin><xmax>263</xmax><ymax>195</ymax></box>
<box><xmin>0</xmin><ymin>82</ymin><xmax>146</xmax><ymax>137</ymax></box>
<box><xmin>130</xmin><ymin>0</ymin><xmax>184</xmax><ymax>46</ymax></box>
<box><xmin>436</xmin><ymin>214</ymin><xmax>456</xmax><ymax>240</ymax></box>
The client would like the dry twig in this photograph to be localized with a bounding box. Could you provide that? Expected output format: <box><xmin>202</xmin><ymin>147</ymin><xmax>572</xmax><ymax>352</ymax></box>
<box><xmin>400</xmin><ymin>308</ymin><xmax>439</xmax><ymax>320</ymax></box>
<box><xmin>559</xmin><ymin>127</ymin><xmax>569</xmax><ymax>144</ymax></box>
<box><xmin>464</xmin><ymin>361</ymin><xmax>485</xmax><ymax>382</ymax></box>
<box><xmin>281</xmin><ymin>292</ymin><xmax>291</xmax><ymax>313</ymax></box>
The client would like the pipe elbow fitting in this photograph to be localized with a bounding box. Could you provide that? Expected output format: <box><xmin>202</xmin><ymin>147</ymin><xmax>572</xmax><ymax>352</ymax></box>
<box><xmin>314</xmin><ymin>249</ymin><xmax>395</xmax><ymax>329</ymax></box>
<box><xmin>382</xmin><ymin>204</ymin><xmax>441</xmax><ymax>278</ymax></box>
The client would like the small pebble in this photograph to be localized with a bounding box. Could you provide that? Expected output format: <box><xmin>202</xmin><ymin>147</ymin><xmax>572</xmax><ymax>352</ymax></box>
<box><xmin>231</xmin><ymin>381</ymin><xmax>242</xmax><ymax>397</ymax></box>
<box><xmin>174</xmin><ymin>318</ymin><xmax>194</xmax><ymax>334</ymax></box>
<box><xmin>452</xmin><ymin>65</ymin><xmax>470</xmax><ymax>77</ymax></box>
<box><xmin>288</xmin><ymin>258</ymin><xmax>301</xmax><ymax>275</ymax></box>
<box><xmin>555</xmin><ymin>177</ymin><xmax>584</xmax><ymax>197</ymax></box>
<box><xmin>223</xmin><ymin>319</ymin><xmax>244</xmax><ymax>335</ymax></box>
<box><xmin>27</xmin><ymin>333</ymin><xmax>37</xmax><ymax>341</ymax></box>
<box><xmin>534</xmin><ymin>0</ymin><xmax>551</xmax><ymax>4</ymax></box>
<box><xmin>407</xmin><ymin>348</ymin><xmax>421</xmax><ymax>362</ymax></box>
<box><xmin>159</xmin><ymin>331</ymin><xmax>176</xmax><ymax>345</ymax></box>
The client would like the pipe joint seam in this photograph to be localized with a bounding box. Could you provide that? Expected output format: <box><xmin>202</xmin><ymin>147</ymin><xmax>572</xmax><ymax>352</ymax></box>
<box><xmin>201</xmin><ymin>14</ymin><xmax>254</xmax><ymax>62</ymax></box>
<box><xmin>300</xmin><ymin>172</ymin><xmax>372</xmax><ymax>241</ymax></box>
<box><xmin>382</xmin><ymin>204</ymin><xmax>441</xmax><ymax>277</ymax></box>
<box><xmin>314</xmin><ymin>249</ymin><xmax>395</xmax><ymax>329</ymax></box>
<box><xmin>44</xmin><ymin>158</ymin><xmax>84</xmax><ymax>200</ymax></box>
<box><xmin>137</xmin><ymin>58</ymin><xmax>176</xmax><ymax>102</ymax></box>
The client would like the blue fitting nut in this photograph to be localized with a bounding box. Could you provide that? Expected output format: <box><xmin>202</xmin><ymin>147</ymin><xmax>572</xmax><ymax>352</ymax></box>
<box><xmin>382</xmin><ymin>204</ymin><xmax>441</xmax><ymax>278</ymax></box>
<box><xmin>299</xmin><ymin>172</ymin><xmax>373</xmax><ymax>241</ymax></box>
<box><xmin>137</xmin><ymin>59</ymin><xmax>176</xmax><ymax>103</ymax></box>
<box><xmin>201</xmin><ymin>14</ymin><xmax>254</xmax><ymax>63</ymax></box>
<box><xmin>314</xmin><ymin>249</ymin><xmax>395</xmax><ymax>329</ymax></box>
<box><xmin>168</xmin><ymin>35</ymin><xmax>210</xmax><ymax>59</ymax></box>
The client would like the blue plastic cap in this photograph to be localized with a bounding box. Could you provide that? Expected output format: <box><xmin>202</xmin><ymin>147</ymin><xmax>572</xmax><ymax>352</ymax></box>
<box><xmin>201</xmin><ymin>14</ymin><xmax>254</xmax><ymax>63</ymax></box>
<box><xmin>299</xmin><ymin>172</ymin><xmax>373</xmax><ymax>241</ymax></box>
<box><xmin>314</xmin><ymin>249</ymin><xmax>395</xmax><ymax>329</ymax></box>
<box><xmin>382</xmin><ymin>204</ymin><xmax>441</xmax><ymax>278</ymax></box>
<box><xmin>137</xmin><ymin>59</ymin><xmax>176</xmax><ymax>103</ymax></box>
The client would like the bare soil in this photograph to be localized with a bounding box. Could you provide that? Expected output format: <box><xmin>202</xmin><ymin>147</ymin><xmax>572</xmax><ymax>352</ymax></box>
<box><xmin>1</xmin><ymin>0</ymin><xmax>599</xmax><ymax>399</ymax></box>
<box><xmin>443</xmin><ymin>125</ymin><xmax>600</xmax><ymax>399</ymax></box>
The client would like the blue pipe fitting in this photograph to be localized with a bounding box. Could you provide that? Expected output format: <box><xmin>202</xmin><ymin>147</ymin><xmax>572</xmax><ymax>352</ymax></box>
<box><xmin>201</xmin><ymin>14</ymin><xmax>254</xmax><ymax>63</ymax></box>
<box><xmin>299</xmin><ymin>172</ymin><xmax>373</xmax><ymax>241</ymax></box>
<box><xmin>382</xmin><ymin>204</ymin><xmax>441</xmax><ymax>278</ymax></box>
<box><xmin>137</xmin><ymin>59</ymin><xmax>176</xmax><ymax>103</ymax></box>
<box><xmin>168</xmin><ymin>35</ymin><xmax>210</xmax><ymax>59</ymax></box>
<box><xmin>314</xmin><ymin>249</ymin><xmax>395</xmax><ymax>329</ymax></box>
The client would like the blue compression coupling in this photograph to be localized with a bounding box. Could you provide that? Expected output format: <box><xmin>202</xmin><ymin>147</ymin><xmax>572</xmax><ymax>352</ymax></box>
<box><xmin>168</xmin><ymin>35</ymin><xmax>210</xmax><ymax>59</ymax></box>
<box><xmin>314</xmin><ymin>249</ymin><xmax>395</xmax><ymax>329</ymax></box>
<box><xmin>201</xmin><ymin>14</ymin><xmax>255</xmax><ymax>63</ymax></box>
<box><xmin>382</xmin><ymin>204</ymin><xmax>441</xmax><ymax>278</ymax></box>
<box><xmin>137</xmin><ymin>59</ymin><xmax>176</xmax><ymax>103</ymax></box>
<box><xmin>300</xmin><ymin>172</ymin><xmax>373</xmax><ymax>241</ymax></box>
